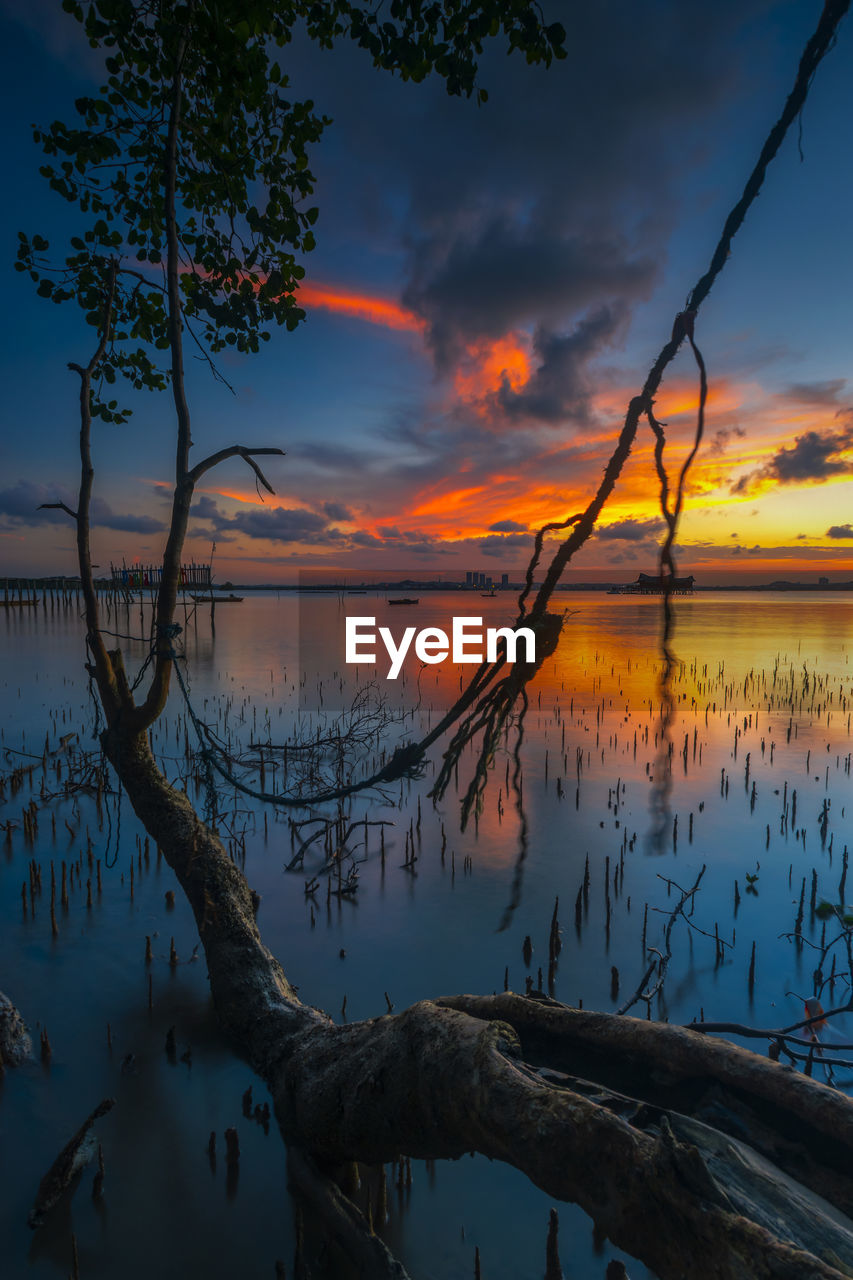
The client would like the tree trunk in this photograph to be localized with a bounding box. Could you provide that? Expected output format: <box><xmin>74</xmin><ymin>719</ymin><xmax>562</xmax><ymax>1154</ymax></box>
<box><xmin>101</xmin><ymin>723</ymin><xmax>853</xmax><ymax>1280</ymax></box>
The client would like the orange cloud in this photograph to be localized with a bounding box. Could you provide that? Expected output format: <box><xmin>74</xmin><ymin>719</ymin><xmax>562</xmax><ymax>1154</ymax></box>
<box><xmin>299</xmin><ymin>283</ymin><xmax>535</xmax><ymax>417</ymax></box>
<box><xmin>272</xmin><ymin>274</ymin><xmax>541</xmax><ymax>419</ymax></box>
<box><xmin>454</xmin><ymin>332</ymin><xmax>533</xmax><ymax>405</ymax></box>
<box><xmin>411</xmin><ymin>485</ymin><xmax>489</xmax><ymax>519</ymax></box>
<box><xmin>190</xmin><ymin>296</ymin><xmax>853</xmax><ymax>569</ymax></box>
<box><xmin>297</xmin><ymin>281</ymin><xmax>425</xmax><ymax>334</ymax></box>
<box><xmin>200</xmin><ymin>485</ymin><xmax>267</xmax><ymax>505</ymax></box>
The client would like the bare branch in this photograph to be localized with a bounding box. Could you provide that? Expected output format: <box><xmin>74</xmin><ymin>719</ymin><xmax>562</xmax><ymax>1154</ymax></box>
<box><xmin>687</xmin><ymin>999</ymin><xmax>853</xmax><ymax>1045</ymax></box>
<box><xmin>184</xmin><ymin>309</ymin><xmax>235</xmax><ymax>391</ymax></box>
<box><xmin>188</xmin><ymin>445</ymin><xmax>285</xmax><ymax>491</ymax></box>
<box><xmin>617</xmin><ymin>866</ymin><xmax>707</xmax><ymax>1015</ymax></box>
<box><xmin>38</xmin><ymin>501</ymin><xmax>79</xmax><ymax>521</ymax></box>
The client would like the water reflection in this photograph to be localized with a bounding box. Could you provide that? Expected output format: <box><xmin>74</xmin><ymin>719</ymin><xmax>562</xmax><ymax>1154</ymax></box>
<box><xmin>4</xmin><ymin>590</ymin><xmax>853</xmax><ymax>1278</ymax></box>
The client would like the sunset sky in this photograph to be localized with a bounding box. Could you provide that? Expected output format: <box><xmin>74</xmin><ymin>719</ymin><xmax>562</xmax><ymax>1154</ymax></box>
<box><xmin>2</xmin><ymin>0</ymin><xmax>853</xmax><ymax>584</ymax></box>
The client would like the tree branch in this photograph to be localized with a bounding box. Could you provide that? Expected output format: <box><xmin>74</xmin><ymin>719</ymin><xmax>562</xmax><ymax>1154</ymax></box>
<box><xmin>522</xmin><ymin>0</ymin><xmax>851</xmax><ymax>629</ymax></box>
<box><xmin>128</xmin><ymin>28</ymin><xmax>197</xmax><ymax>734</ymax></box>
<box><xmin>620</xmin><ymin>867</ymin><xmax>710</xmax><ymax>1013</ymax></box>
<box><xmin>188</xmin><ymin>445</ymin><xmax>285</xmax><ymax>491</ymax></box>
<box><xmin>70</xmin><ymin>260</ymin><xmax>122</xmax><ymax>722</ymax></box>
<box><xmin>38</xmin><ymin>501</ymin><xmax>78</xmax><ymax>521</ymax></box>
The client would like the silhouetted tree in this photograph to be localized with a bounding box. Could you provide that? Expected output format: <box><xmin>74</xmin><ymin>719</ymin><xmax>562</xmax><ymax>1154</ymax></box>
<box><xmin>18</xmin><ymin>3</ymin><xmax>853</xmax><ymax>1277</ymax></box>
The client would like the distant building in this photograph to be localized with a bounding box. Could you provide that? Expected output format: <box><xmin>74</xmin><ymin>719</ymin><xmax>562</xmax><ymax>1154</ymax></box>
<box><xmin>466</xmin><ymin>571</ymin><xmax>473</xmax><ymax>586</ymax></box>
<box><xmin>501</xmin><ymin>573</ymin><xmax>509</xmax><ymax>587</ymax></box>
<box><xmin>819</xmin><ymin>577</ymin><xmax>830</xmax><ymax>586</ymax></box>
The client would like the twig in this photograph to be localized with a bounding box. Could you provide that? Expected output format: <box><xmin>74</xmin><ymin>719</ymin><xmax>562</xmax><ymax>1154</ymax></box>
<box><xmin>618</xmin><ymin>866</ymin><xmax>706</xmax><ymax>1014</ymax></box>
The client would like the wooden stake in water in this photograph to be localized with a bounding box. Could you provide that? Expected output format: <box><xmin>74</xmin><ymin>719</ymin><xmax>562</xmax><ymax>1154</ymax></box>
<box><xmin>544</xmin><ymin>1208</ymin><xmax>562</xmax><ymax>1280</ymax></box>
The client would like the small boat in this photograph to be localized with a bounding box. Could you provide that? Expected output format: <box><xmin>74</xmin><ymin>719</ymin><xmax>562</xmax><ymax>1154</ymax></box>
<box><xmin>191</xmin><ymin>593</ymin><xmax>244</xmax><ymax>603</ymax></box>
<box><xmin>480</xmin><ymin>590</ymin><xmax>497</xmax><ymax>597</ymax></box>
<box><xmin>388</xmin><ymin>597</ymin><xmax>419</xmax><ymax>605</ymax></box>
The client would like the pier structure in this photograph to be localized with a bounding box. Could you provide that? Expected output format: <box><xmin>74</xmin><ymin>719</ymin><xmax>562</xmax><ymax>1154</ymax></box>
<box><xmin>621</xmin><ymin>572</ymin><xmax>695</xmax><ymax>596</ymax></box>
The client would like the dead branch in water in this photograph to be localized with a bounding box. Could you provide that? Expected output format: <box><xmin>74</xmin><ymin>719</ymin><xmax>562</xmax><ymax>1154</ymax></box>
<box><xmin>617</xmin><ymin>866</ymin><xmax>708</xmax><ymax>1015</ymax></box>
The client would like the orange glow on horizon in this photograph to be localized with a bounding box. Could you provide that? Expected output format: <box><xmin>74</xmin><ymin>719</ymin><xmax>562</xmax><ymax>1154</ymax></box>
<box><xmin>178</xmin><ymin>307</ymin><xmax>853</xmax><ymax>573</ymax></box>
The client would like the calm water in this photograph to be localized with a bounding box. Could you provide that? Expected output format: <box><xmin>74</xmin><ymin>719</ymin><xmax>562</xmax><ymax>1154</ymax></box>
<box><xmin>3</xmin><ymin>590</ymin><xmax>853</xmax><ymax>1279</ymax></box>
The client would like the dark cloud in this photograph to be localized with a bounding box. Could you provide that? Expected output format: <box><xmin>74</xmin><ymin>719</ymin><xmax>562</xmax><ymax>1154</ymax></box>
<box><xmin>780</xmin><ymin>380</ymin><xmax>847</xmax><ymax>406</ymax></box>
<box><xmin>373</xmin><ymin>527</ymin><xmax>446</xmax><ymax>553</ymax></box>
<box><xmin>322</xmin><ymin>501</ymin><xmax>354</xmax><ymax>522</ymax></box>
<box><xmin>349</xmin><ymin>528</ymin><xmax>440</xmax><ymax>548</ymax></box>
<box><xmin>349</xmin><ymin>526</ymin><xmax>451</xmax><ymax>556</ymax></box>
<box><xmin>597</xmin><ymin>517</ymin><xmax>665</xmax><ymax>542</ymax></box>
<box><xmin>286</xmin><ymin>0</ymin><xmax>775</xmax><ymax>385</ymax></box>
<box><xmin>0</xmin><ymin>480</ymin><xmax>77</xmax><ymax>525</ymax></box>
<box><xmin>0</xmin><ymin>480</ymin><xmax>165</xmax><ymax>534</ymax></box>
<box><xmin>766</xmin><ymin>423</ymin><xmax>853</xmax><ymax>482</ymax></box>
<box><xmin>191</xmin><ymin>495</ymin><xmax>239</xmax><ymax>540</ymax></box>
<box><xmin>224</xmin><ymin>0</ymin><xmax>797</xmax><ymax>522</ymax></box>
<box><xmin>488</xmin><ymin>519</ymin><xmax>527</xmax><ymax>533</ymax></box>
<box><xmin>407</xmin><ymin>542</ymin><xmax>453</xmax><ymax>557</ymax></box>
<box><xmin>405</xmin><ymin>225</ymin><xmax>651</xmax><ymax>368</ymax></box>
<box><xmin>707</xmin><ymin>426</ymin><xmax>746</xmax><ymax>457</ymax></box>
<box><xmin>496</xmin><ymin>307</ymin><xmax>628</xmax><ymax>425</ymax></box>
<box><xmin>826</xmin><ymin>524</ymin><xmax>853</xmax><ymax>539</ymax></box>
<box><xmin>291</xmin><ymin>0</ymin><xmax>776</xmax><ymax>229</ymax></box>
<box><xmin>89</xmin><ymin>501</ymin><xmax>165</xmax><ymax>534</ymax></box>
<box><xmin>192</xmin><ymin>496</ymin><xmax>335</xmax><ymax>543</ymax></box>
<box><xmin>228</xmin><ymin>507</ymin><xmax>335</xmax><ymax>543</ymax></box>
<box><xmin>478</xmin><ymin>533</ymin><xmax>532</xmax><ymax>559</ymax></box>
<box><xmin>732</xmin><ymin>416</ymin><xmax>853</xmax><ymax>494</ymax></box>
<box><xmin>191</xmin><ymin>495</ymin><xmax>221</xmax><ymax>521</ymax></box>
<box><xmin>192</xmin><ymin>495</ymin><xmax>448</xmax><ymax>555</ymax></box>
